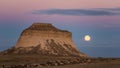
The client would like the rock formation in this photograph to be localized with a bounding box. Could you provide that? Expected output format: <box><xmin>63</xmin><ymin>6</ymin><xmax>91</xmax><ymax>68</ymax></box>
<box><xmin>1</xmin><ymin>23</ymin><xmax>87</xmax><ymax>57</ymax></box>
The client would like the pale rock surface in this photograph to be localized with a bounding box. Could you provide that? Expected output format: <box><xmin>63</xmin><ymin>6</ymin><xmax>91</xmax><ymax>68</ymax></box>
<box><xmin>1</xmin><ymin>23</ymin><xmax>87</xmax><ymax>57</ymax></box>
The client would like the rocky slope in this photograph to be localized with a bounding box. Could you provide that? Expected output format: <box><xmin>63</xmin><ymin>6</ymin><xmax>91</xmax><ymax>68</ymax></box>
<box><xmin>0</xmin><ymin>23</ymin><xmax>87</xmax><ymax>57</ymax></box>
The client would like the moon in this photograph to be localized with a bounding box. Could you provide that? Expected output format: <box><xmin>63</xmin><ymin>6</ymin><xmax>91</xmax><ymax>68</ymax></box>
<box><xmin>84</xmin><ymin>35</ymin><xmax>91</xmax><ymax>41</ymax></box>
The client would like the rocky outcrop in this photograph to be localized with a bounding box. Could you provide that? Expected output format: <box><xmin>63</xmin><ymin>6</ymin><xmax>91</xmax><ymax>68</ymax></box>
<box><xmin>1</xmin><ymin>23</ymin><xmax>87</xmax><ymax>57</ymax></box>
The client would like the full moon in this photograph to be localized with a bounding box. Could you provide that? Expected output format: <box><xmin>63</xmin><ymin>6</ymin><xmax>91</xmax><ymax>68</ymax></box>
<box><xmin>84</xmin><ymin>35</ymin><xmax>91</xmax><ymax>41</ymax></box>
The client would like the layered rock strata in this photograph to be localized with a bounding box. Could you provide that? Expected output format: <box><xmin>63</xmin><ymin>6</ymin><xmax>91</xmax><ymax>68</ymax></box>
<box><xmin>1</xmin><ymin>23</ymin><xmax>87</xmax><ymax>57</ymax></box>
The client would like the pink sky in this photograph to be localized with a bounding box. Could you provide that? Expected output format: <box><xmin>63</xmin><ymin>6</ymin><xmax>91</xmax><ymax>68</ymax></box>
<box><xmin>0</xmin><ymin>0</ymin><xmax>120</xmax><ymax>12</ymax></box>
<box><xmin>0</xmin><ymin>0</ymin><xmax>120</xmax><ymax>25</ymax></box>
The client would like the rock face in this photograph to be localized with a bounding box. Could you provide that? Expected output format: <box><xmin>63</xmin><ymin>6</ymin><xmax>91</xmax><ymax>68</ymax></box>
<box><xmin>1</xmin><ymin>23</ymin><xmax>87</xmax><ymax>57</ymax></box>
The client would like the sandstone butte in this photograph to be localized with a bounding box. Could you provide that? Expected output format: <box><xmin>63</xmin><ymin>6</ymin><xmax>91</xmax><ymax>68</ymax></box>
<box><xmin>0</xmin><ymin>23</ymin><xmax>87</xmax><ymax>58</ymax></box>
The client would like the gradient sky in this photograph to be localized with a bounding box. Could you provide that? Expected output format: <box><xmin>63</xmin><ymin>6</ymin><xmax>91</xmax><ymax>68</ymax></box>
<box><xmin>0</xmin><ymin>0</ymin><xmax>120</xmax><ymax>57</ymax></box>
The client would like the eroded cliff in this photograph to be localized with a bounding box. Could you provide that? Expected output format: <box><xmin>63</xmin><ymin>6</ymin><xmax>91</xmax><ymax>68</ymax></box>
<box><xmin>1</xmin><ymin>23</ymin><xmax>87</xmax><ymax>57</ymax></box>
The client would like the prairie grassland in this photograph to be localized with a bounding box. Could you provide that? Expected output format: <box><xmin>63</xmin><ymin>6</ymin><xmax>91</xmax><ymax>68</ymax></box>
<box><xmin>0</xmin><ymin>55</ymin><xmax>120</xmax><ymax>68</ymax></box>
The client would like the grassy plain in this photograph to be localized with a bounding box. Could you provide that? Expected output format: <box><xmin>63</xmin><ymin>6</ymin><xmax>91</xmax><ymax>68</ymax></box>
<box><xmin>0</xmin><ymin>55</ymin><xmax>120</xmax><ymax>68</ymax></box>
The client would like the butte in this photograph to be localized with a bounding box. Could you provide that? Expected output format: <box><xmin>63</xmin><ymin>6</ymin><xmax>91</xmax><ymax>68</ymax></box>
<box><xmin>0</xmin><ymin>23</ymin><xmax>88</xmax><ymax>65</ymax></box>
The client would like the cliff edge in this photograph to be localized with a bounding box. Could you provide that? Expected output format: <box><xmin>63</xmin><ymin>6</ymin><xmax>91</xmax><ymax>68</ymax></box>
<box><xmin>1</xmin><ymin>23</ymin><xmax>87</xmax><ymax>58</ymax></box>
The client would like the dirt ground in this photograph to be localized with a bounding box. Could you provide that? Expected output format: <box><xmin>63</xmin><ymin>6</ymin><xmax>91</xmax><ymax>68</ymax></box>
<box><xmin>0</xmin><ymin>55</ymin><xmax>120</xmax><ymax>68</ymax></box>
<box><xmin>48</xmin><ymin>58</ymin><xmax>120</xmax><ymax>68</ymax></box>
<box><xmin>45</xmin><ymin>63</ymin><xmax>120</xmax><ymax>68</ymax></box>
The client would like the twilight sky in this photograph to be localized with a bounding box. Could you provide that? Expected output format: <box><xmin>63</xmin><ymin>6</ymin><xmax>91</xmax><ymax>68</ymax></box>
<box><xmin>0</xmin><ymin>0</ymin><xmax>120</xmax><ymax>57</ymax></box>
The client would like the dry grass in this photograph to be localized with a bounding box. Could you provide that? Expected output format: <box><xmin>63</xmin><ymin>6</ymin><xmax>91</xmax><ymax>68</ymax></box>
<box><xmin>0</xmin><ymin>55</ymin><xmax>120</xmax><ymax>68</ymax></box>
<box><xmin>46</xmin><ymin>63</ymin><xmax>120</xmax><ymax>68</ymax></box>
<box><xmin>0</xmin><ymin>54</ymin><xmax>75</xmax><ymax>65</ymax></box>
